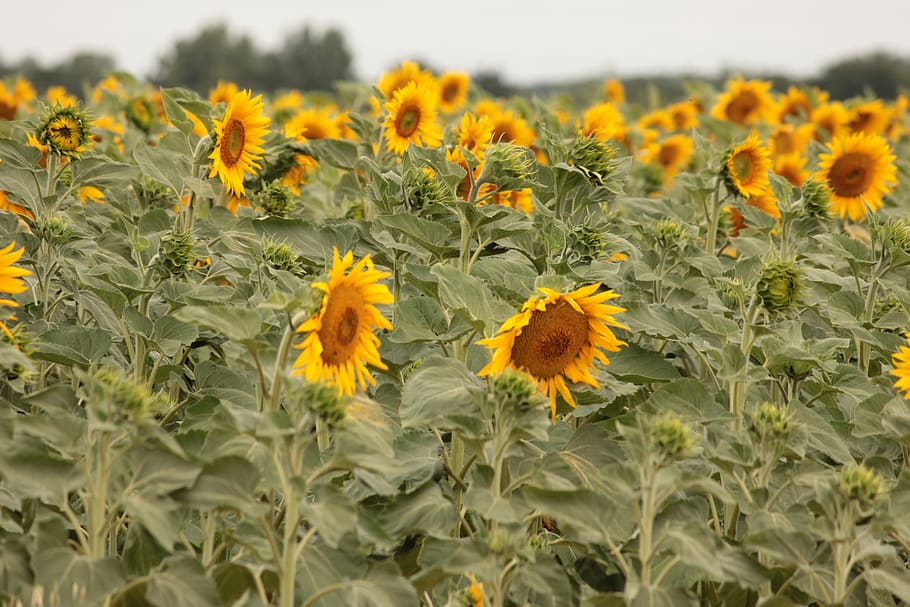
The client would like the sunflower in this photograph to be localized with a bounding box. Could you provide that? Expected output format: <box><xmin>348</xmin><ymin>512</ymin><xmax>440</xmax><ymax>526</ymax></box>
<box><xmin>774</xmin><ymin>86</ymin><xmax>814</xmax><ymax>124</ymax></box>
<box><xmin>0</xmin><ymin>241</ymin><xmax>31</xmax><ymax>334</ymax></box>
<box><xmin>488</xmin><ymin>109</ymin><xmax>536</xmax><ymax>147</ymax></box>
<box><xmin>815</xmin><ymin>133</ymin><xmax>897</xmax><ymax>221</ymax></box>
<box><xmin>448</xmin><ymin>112</ymin><xmax>494</xmax><ymax>164</ymax></box>
<box><xmin>209</xmin><ymin>81</ymin><xmax>239</xmax><ymax>105</ymax></box>
<box><xmin>745</xmin><ymin>189</ymin><xmax>780</xmax><ymax>219</ymax></box>
<box><xmin>377</xmin><ymin>60</ymin><xmax>437</xmax><ymax>101</ymax></box>
<box><xmin>637</xmin><ymin>109</ymin><xmax>674</xmax><ymax>132</ymax></box>
<box><xmin>582</xmin><ymin>102</ymin><xmax>628</xmax><ymax>144</ymax></box>
<box><xmin>603</xmin><ymin>79</ymin><xmax>625</xmax><ymax>104</ymax></box>
<box><xmin>667</xmin><ymin>100</ymin><xmax>700</xmax><ymax>130</ymax></box>
<box><xmin>382</xmin><ymin>81</ymin><xmax>442</xmax><ymax>155</ymax></box>
<box><xmin>891</xmin><ymin>334</ymin><xmax>910</xmax><ymax>398</ymax></box>
<box><xmin>46</xmin><ymin>86</ymin><xmax>77</xmax><ymax>108</ymax></box>
<box><xmin>293</xmin><ymin>248</ymin><xmax>393</xmax><ymax>395</ymax></box>
<box><xmin>478</xmin><ymin>185</ymin><xmax>534</xmax><ymax>214</ymax></box>
<box><xmin>846</xmin><ymin>100</ymin><xmax>890</xmax><ymax>136</ymax></box>
<box><xmin>468</xmin><ymin>574</ymin><xmax>484</xmax><ymax>607</ymax></box>
<box><xmin>640</xmin><ymin>133</ymin><xmax>694</xmax><ymax>185</ymax></box>
<box><xmin>722</xmin><ymin>134</ymin><xmax>772</xmax><ymax>198</ymax></box>
<box><xmin>37</xmin><ymin>105</ymin><xmax>93</xmax><ymax>158</ymax></box>
<box><xmin>711</xmin><ymin>78</ymin><xmax>774</xmax><ymax>126</ymax></box>
<box><xmin>0</xmin><ymin>191</ymin><xmax>33</xmax><ymax>220</ymax></box>
<box><xmin>437</xmin><ymin>71</ymin><xmax>470</xmax><ymax>113</ymax></box>
<box><xmin>285</xmin><ymin>107</ymin><xmax>341</xmax><ymax>141</ymax></box>
<box><xmin>886</xmin><ymin>95</ymin><xmax>908</xmax><ymax>141</ymax></box>
<box><xmin>478</xmin><ymin>284</ymin><xmax>627</xmax><ymax>420</ymax></box>
<box><xmin>768</xmin><ymin>123</ymin><xmax>814</xmax><ymax>157</ymax></box>
<box><xmin>0</xmin><ymin>83</ymin><xmax>18</xmax><ymax>120</ymax></box>
<box><xmin>812</xmin><ymin>101</ymin><xmax>849</xmax><ymax>141</ymax></box>
<box><xmin>773</xmin><ymin>154</ymin><xmax>809</xmax><ymax>188</ymax></box>
<box><xmin>208</xmin><ymin>90</ymin><xmax>270</xmax><ymax>197</ymax></box>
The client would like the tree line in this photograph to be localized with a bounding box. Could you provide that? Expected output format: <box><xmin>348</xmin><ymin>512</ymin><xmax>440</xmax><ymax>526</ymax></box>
<box><xmin>1</xmin><ymin>22</ymin><xmax>908</xmax><ymax>102</ymax></box>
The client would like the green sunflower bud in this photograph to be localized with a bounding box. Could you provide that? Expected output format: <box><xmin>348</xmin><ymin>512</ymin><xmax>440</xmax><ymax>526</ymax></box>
<box><xmin>634</xmin><ymin>162</ymin><xmax>665</xmax><ymax>196</ymax></box>
<box><xmin>262</xmin><ymin>239</ymin><xmax>304</xmax><ymax>274</ymax></box>
<box><xmin>877</xmin><ymin>217</ymin><xmax>910</xmax><ymax>258</ymax></box>
<box><xmin>403</xmin><ymin>167</ymin><xmax>451</xmax><ymax>208</ymax></box>
<box><xmin>569</xmin><ymin>134</ymin><xmax>616</xmax><ymax>186</ymax></box>
<box><xmin>750</xmin><ymin>402</ymin><xmax>792</xmax><ymax>439</ymax></box>
<box><xmin>837</xmin><ymin>462</ymin><xmax>882</xmax><ymax>508</ymax></box>
<box><xmin>800</xmin><ymin>177</ymin><xmax>832</xmax><ymax>220</ymax></box>
<box><xmin>256</xmin><ymin>181</ymin><xmax>296</xmax><ymax>218</ymax></box>
<box><xmin>159</xmin><ymin>229</ymin><xmax>198</xmax><ymax>278</ymax></box>
<box><xmin>37</xmin><ymin>103</ymin><xmax>93</xmax><ymax>158</ymax></box>
<box><xmin>298</xmin><ymin>380</ymin><xmax>348</xmax><ymax>429</ymax></box>
<box><xmin>756</xmin><ymin>260</ymin><xmax>801</xmax><ymax>314</ymax></box>
<box><xmin>133</xmin><ymin>176</ymin><xmax>177</xmax><ymax>209</ymax></box>
<box><xmin>650</xmin><ymin>413</ymin><xmax>694</xmax><ymax>461</ymax></box>
<box><xmin>654</xmin><ymin>217</ymin><xmax>687</xmax><ymax>247</ymax></box>
<box><xmin>90</xmin><ymin>367</ymin><xmax>158</xmax><ymax>423</ymax></box>
<box><xmin>35</xmin><ymin>214</ymin><xmax>72</xmax><ymax>245</ymax></box>
<box><xmin>488</xmin><ymin>368</ymin><xmax>541</xmax><ymax>413</ymax></box>
<box><xmin>483</xmin><ymin>142</ymin><xmax>537</xmax><ymax>183</ymax></box>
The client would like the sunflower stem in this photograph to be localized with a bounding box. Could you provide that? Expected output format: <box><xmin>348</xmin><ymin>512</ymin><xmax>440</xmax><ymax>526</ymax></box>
<box><xmin>268</xmin><ymin>316</ymin><xmax>297</xmax><ymax>413</ymax></box>
<box><xmin>44</xmin><ymin>152</ymin><xmax>58</xmax><ymax>203</ymax></box>
<box><xmin>704</xmin><ymin>179</ymin><xmax>722</xmax><ymax>256</ymax></box>
<box><xmin>450</xmin><ymin>433</ymin><xmax>465</xmax><ymax>534</ymax></box>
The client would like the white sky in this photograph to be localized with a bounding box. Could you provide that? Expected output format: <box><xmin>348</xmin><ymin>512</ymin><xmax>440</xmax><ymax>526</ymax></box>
<box><xmin>3</xmin><ymin>0</ymin><xmax>910</xmax><ymax>84</ymax></box>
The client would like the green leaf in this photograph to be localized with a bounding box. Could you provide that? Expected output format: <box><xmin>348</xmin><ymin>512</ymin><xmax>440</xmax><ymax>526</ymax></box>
<box><xmin>152</xmin><ymin>316</ymin><xmax>200</xmax><ymax>357</ymax></box>
<box><xmin>304</xmin><ymin>138</ymin><xmax>361</xmax><ymax>170</ymax></box>
<box><xmin>0</xmin><ymin>441</ymin><xmax>80</xmax><ymax>501</ymax></box>
<box><xmin>400</xmin><ymin>357</ymin><xmax>485</xmax><ymax>429</ymax></box>
<box><xmin>430</xmin><ymin>263</ymin><xmax>511</xmax><ymax>334</ymax></box>
<box><xmin>145</xmin><ymin>555</ymin><xmax>221</xmax><ymax>607</ymax></box>
<box><xmin>375</xmin><ymin>213</ymin><xmax>453</xmax><ymax>257</ymax></box>
<box><xmin>32</xmin><ymin>326</ymin><xmax>112</xmax><ymax>367</ymax></box>
<box><xmin>302</xmin><ymin>484</ymin><xmax>359</xmax><ymax>548</ymax></box>
<box><xmin>172</xmin><ymin>305</ymin><xmax>263</xmax><ymax>343</ymax></box>
<box><xmin>123</xmin><ymin>494</ymin><xmax>181</xmax><ymax>550</ymax></box>
<box><xmin>133</xmin><ymin>141</ymin><xmax>191</xmax><ymax>196</ymax></box>
<box><xmin>606</xmin><ymin>343</ymin><xmax>680</xmax><ymax>383</ymax></box>
<box><xmin>177</xmin><ymin>455</ymin><xmax>260</xmax><ymax>513</ymax></box>
<box><xmin>32</xmin><ymin>550</ymin><xmax>125</xmax><ymax>606</ymax></box>
<box><xmin>378</xmin><ymin>482</ymin><xmax>458</xmax><ymax>538</ymax></box>
<box><xmin>522</xmin><ymin>487</ymin><xmax>619</xmax><ymax>544</ymax></box>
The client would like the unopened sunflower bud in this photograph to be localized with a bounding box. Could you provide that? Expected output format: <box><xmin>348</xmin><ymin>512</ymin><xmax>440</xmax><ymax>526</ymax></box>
<box><xmin>757</xmin><ymin>260</ymin><xmax>801</xmax><ymax>314</ymax></box>
<box><xmin>91</xmin><ymin>367</ymin><xmax>156</xmax><ymax>423</ymax></box>
<box><xmin>654</xmin><ymin>217</ymin><xmax>687</xmax><ymax>247</ymax></box>
<box><xmin>483</xmin><ymin>142</ymin><xmax>536</xmax><ymax>183</ymax></box>
<box><xmin>256</xmin><ymin>180</ymin><xmax>296</xmax><ymax>217</ymax></box>
<box><xmin>837</xmin><ymin>462</ymin><xmax>882</xmax><ymax>508</ymax></box>
<box><xmin>650</xmin><ymin>413</ymin><xmax>694</xmax><ymax>461</ymax></box>
<box><xmin>569</xmin><ymin>135</ymin><xmax>615</xmax><ymax>186</ymax></box>
<box><xmin>35</xmin><ymin>215</ymin><xmax>72</xmax><ymax>245</ymax></box>
<box><xmin>403</xmin><ymin>167</ymin><xmax>450</xmax><ymax>208</ymax></box>
<box><xmin>37</xmin><ymin>104</ymin><xmax>92</xmax><ymax>158</ymax></box>
<box><xmin>800</xmin><ymin>177</ymin><xmax>831</xmax><ymax>220</ymax></box>
<box><xmin>262</xmin><ymin>239</ymin><xmax>304</xmax><ymax>274</ymax></box>
<box><xmin>751</xmin><ymin>402</ymin><xmax>792</xmax><ymax>439</ymax></box>
<box><xmin>134</xmin><ymin>176</ymin><xmax>177</xmax><ymax>209</ymax></box>
<box><xmin>159</xmin><ymin>229</ymin><xmax>198</xmax><ymax>278</ymax></box>
<box><xmin>299</xmin><ymin>380</ymin><xmax>348</xmax><ymax>429</ymax></box>
<box><xmin>572</xmin><ymin>224</ymin><xmax>609</xmax><ymax>260</ymax></box>
<box><xmin>488</xmin><ymin>368</ymin><xmax>540</xmax><ymax>412</ymax></box>
<box><xmin>878</xmin><ymin>217</ymin><xmax>910</xmax><ymax>257</ymax></box>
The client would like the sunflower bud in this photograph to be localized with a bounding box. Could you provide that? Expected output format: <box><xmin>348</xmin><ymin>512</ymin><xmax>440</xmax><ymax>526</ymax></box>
<box><xmin>634</xmin><ymin>161</ymin><xmax>664</xmax><ymax>196</ymax></box>
<box><xmin>133</xmin><ymin>176</ymin><xmax>177</xmax><ymax>209</ymax></box>
<box><xmin>654</xmin><ymin>217</ymin><xmax>687</xmax><ymax>247</ymax></box>
<box><xmin>298</xmin><ymin>380</ymin><xmax>348</xmax><ymax>429</ymax></box>
<box><xmin>877</xmin><ymin>217</ymin><xmax>910</xmax><ymax>258</ymax></box>
<box><xmin>837</xmin><ymin>462</ymin><xmax>882</xmax><ymax>508</ymax></box>
<box><xmin>649</xmin><ymin>413</ymin><xmax>694</xmax><ymax>461</ymax></box>
<box><xmin>799</xmin><ymin>177</ymin><xmax>831</xmax><ymax>220</ymax></box>
<box><xmin>126</xmin><ymin>96</ymin><xmax>154</xmax><ymax>132</ymax></box>
<box><xmin>483</xmin><ymin>142</ymin><xmax>537</xmax><ymax>184</ymax></box>
<box><xmin>572</xmin><ymin>224</ymin><xmax>609</xmax><ymax>261</ymax></box>
<box><xmin>262</xmin><ymin>239</ymin><xmax>304</xmax><ymax>274</ymax></box>
<box><xmin>569</xmin><ymin>134</ymin><xmax>615</xmax><ymax>186</ymax></box>
<box><xmin>750</xmin><ymin>402</ymin><xmax>792</xmax><ymax>439</ymax></box>
<box><xmin>256</xmin><ymin>181</ymin><xmax>296</xmax><ymax>218</ymax></box>
<box><xmin>35</xmin><ymin>214</ymin><xmax>72</xmax><ymax>245</ymax></box>
<box><xmin>159</xmin><ymin>229</ymin><xmax>198</xmax><ymax>278</ymax></box>
<box><xmin>37</xmin><ymin>104</ymin><xmax>92</xmax><ymax>158</ymax></box>
<box><xmin>756</xmin><ymin>260</ymin><xmax>801</xmax><ymax>314</ymax></box>
<box><xmin>403</xmin><ymin>167</ymin><xmax>451</xmax><ymax>208</ymax></box>
<box><xmin>90</xmin><ymin>367</ymin><xmax>157</xmax><ymax>423</ymax></box>
<box><xmin>488</xmin><ymin>368</ymin><xmax>540</xmax><ymax>413</ymax></box>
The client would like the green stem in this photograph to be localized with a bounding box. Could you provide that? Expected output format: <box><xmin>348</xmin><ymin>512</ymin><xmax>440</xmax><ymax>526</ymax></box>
<box><xmin>45</xmin><ymin>153</ymin><xmax>58</xmax><ymax>202</ymax></box>
<box><xmin>451</xmin><ymin>433</ymin><xmax>465</xmax><ymax>534</ymax></box>
<box><xmin>638</xmin><ymin>463</ymin><xmax>657</xmax><ymax>587</ymax></box>
<box><xmin>704</xmin><ymin>180</ymin><xmax>722</xmax><ymax>256</ymax></box>
<box><xmin>730</xmin><ymin>296</ymin><xmax>760</xmax><ymax>430</ymax></box>
<box><xmin>87</xmin><ymin>431</ymin><xmax>111</xmax><ymax>559</ymax></box>
<box><xmin>268</xmin><ymin>318</ymin><xmax>297</xmax><ymax>413</ymax></box>
<box><xmin>201</xmin><ymin>510</ymin><xmax>216</xmax><ymax>567</ymax></box>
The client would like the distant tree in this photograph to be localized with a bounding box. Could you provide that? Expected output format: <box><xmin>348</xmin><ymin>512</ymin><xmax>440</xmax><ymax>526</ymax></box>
<box><xmin>0</xmin><ymin>52</ymin><xmax>116</xmax><ymax>96</ymax></box>
<box><xmin>150</xmin><ymin>23</ymin><xmax>267</xmax><ymax>93</ymax></box>
<box><xmin>472</xmin><ymin>71</ymin><xmax>515</xmax><ymax>98</ymax></box>
<box><xmin>816</xmin><ymin>52</ymin><xmax>910</xmax><ymax>100</ymax></box>
<box><xmin>271</xmin><ymin>26</ymin><xmax>353</xmax><ymax>92</ymax></box>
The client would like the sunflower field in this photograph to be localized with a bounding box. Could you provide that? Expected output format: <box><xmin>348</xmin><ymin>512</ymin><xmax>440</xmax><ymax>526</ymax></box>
<box><xmin>2</xmin><ymin>63</ymin><xmax>910</xmax><ymax>607</ymax></box>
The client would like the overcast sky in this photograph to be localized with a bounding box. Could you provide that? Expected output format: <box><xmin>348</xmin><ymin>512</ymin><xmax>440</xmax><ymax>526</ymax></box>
<box><xmin>4</xmin><ymin>0</ymin><xmax>910</xmax><ymax>84</ymax></box>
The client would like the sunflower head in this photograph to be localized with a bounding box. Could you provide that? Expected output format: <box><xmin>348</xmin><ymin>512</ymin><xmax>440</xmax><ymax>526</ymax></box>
<box><xmin>478</xmin><ymin>284</ymin><xmax>628</xmax><ymax>421</ymax></box>
<box><xmin>569</xmin><ymin>134</ymin><xmax>616</xmax><ymax>187</ymax></box>
<box><xmin>487</xmin><ymin>368</ymin><xmax>542</xmax><ymax>414</ymax></box>
<box><xmin>126</xmin><ymin>96</ymin><xmax>155</xmax><ymax>132</ymax></box>
<box><xmin>88</xmin><ymin>367</ymin><xmax>159</xmax><ymax>424</ymax></box>
<box><xmin>292</xmin><ymin>248</ymin><xmax>394</xmax><ymax>396</ymax></box>
<box><xmin>799</xmin><ymin>177</ymin><xmax>832</xmax><ymax>220</ymax></box>
<box><xmin>382</xmin><ymin>81</ymin><xmax>442</xmax><ymax>155</ymax></box>
<box><xmin>158</xmin><ymin>229</ymin><xmax>199</xmax><ymax>279</ymax></box>
<box><xmin>654</xmin><ymin>217</ymin><xmax>688</xmax><ymax>247</ymax></box>
<box><xmin>603</xmin><ymin>79</ymin><xmax>625</xmax><ymax>104</ymax></box>
<box><xmin>721</xmin><ymin>134</ymin><xmax>772</xmax><ymax>199</ymax></box>
<box><xmin>262</xmin><ymin>239</ymin><xmax>304</xmax><ymax>274</ymax></box>
<box><xmin>711</xmin><ymin>78</ymin><xmax>774</xmax><ymax>126</ymax></box>
<box><xmin>482</xmin><ymin>142</ymin><xmax>537</xmax><ymax>189</ymax></box>
<box><xmin>403</xmin><ymin>166</ymin><xmax>451</xmax><ymax>209</ymax></box>
<box><xmin>649</xmin><ymin>413</ymin><xmax>695</xmax><ymax>462</ymax></box>
<box><xmin>291</xmin><ymin>379</ymin><xmax>349</xmax><ymax>429</ymax></box>
<box><xmin>750</xmin><ymin>402</ymin><xmax>792</xmax><ymax>440</ymax></box>
<box><xmin>891</xmin><ymin>333</ymin><xmax>910</xmax><ymax>398</ymax></box>
<box><xmin>438</xmin><ymin>71</ymin><xmax>470</xmax><ymax>113</ymax></box>
<box><xmin>37</xmin><ymin>104</ymin><xmax>93</xmax><ymax>158</ymax></box>
<box><xmin>35</xmin><ymin>214</ymin><xmax>72</xmax><ymax>245</ymax></box>
<box><xmin>814</xmin><ymin>133</ymin><xmax>897</xmax><ymax>222</ymax></box>
<box><xmin>756</xmin><ymin>259</ymin><xmax>801</xmax><ymax>314</ymax></box>
<box><xmin>208</xmin><ymin>89</ymin><xmax>270</xmax><ymax>197</ymax></box>
<box><xmin>256</xmin><ymin>180</ymin><xmax>296</xmax><ymax>218</ymax></box>
<box><xmin>837</xmin><ymin>463</ymin><xmax>882</xmax><ymax>509</ymax></box>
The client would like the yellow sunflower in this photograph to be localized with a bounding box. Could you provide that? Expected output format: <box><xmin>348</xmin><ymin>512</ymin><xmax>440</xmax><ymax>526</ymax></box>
<box><xmin>478</xmin><ymin>185</ymin><xmax>534</xmax><ymax>214</ymax></box>
<box><xmin>209</xmin><ymin>81</ymin><xmax>239</xmax><ymax>105</ymax></box>
<box><xmin>284</xmin><ymin>107</ymin><xmax>341</xmax><ymax>141</ymax></box>
<box><xmin>0</xmin><ymin>191</ymin><xmax>33</xmax><ymax>220</ymax></box>
<box><xmin>815</xmin><ymin>133</ymin><xmax>897</xmax><ymax>221</ymax></box>
<box><xmin>488</xmin><ymin>109</ymin><xmax>536</xmax><ymax>147</ymax></box>
<box><xmin>582</xmin><ymin>102</ymin><xmax>628</xmax><ymax>144</ymax></box>
<box><xmin>637</xmin><ymin>109</ymin><xmax>674</xmax><ymax>132</ymax></box>
<box><xmin>774</xmin><ymin>154</ymin><xmax>809</xmax><ymax>187</ymax></box>
<box><xmin>846</xmin><ymin>100</ymin><xmax>890</xmax><ymax>136</ymax></box>
<box><xmin>208</xmin><ymin>90</ymin><xmax>270</xmax><ymax>197</ymax></box>
<box><xmin>891</xmin><ymin>334</ymin><xmax>910</xmax><ymax>398</ymax></box>
<box><xmin>0</xmin><ymin>241</ymin><xmax>31</xmax><ymax>338</ymax></box>
<box><xmin>37</xmin><ymin>105</ymin><xmax>93</xmax><ymax>158</ymax></box>
<box><xmin>382</xmin><ymin>81</ymin><xmax>442</xmax><ymax>155</ymax></box>
<box><xmin>448</xmin><ymin>112</ymin><xmax>494</xmax><ymax>164</ymax></box>
<box><xmin>886</xmin><ymin>95</ymin><xmax>908</xmax><ymax>141</ymax></box>
<box><xmin>723</xmin><ymin>134</ymin><xmax>772</xmax><ymax>198</ymax></box>
<box><xmin>640</xmin><ymin>133</ymin><xmax>694</xmax><ymax>185</ymax></box>
<box><xmin>812</xmin><ymin>101</ymin><xmax>850</xmax><ymax>141</ymax></box>
<box><xmin>377</xmin><ymin>60</ymin><xmax>437</xmax><ymax>101</ymax></box>
<box><xmin>292</xmin><ymin>248</ymin><xmax>393</xmax><ymax>396</ymax></box>
<box><xmin>468</xmin><ymin>574</ymin><xmax>484</xmax><ymax>607</ymax></box>
<box><xmin>667</xmin><ymin>100</ymin><xmax>700</xmax><ymax>131</ymax></box>
<box><xmin>437</xmin><ymin>71</ymin><xmax>470</xmax><ymax>113</ymax></box>
<box><xmin>0</xmin><ymin>83</ymin><xmax>18</xmax><ymax>121</ymax></box>
<box><xmin>711</xmin><ymin>78</ymin><xmax>774</xmax><ymax>126</ymax></box>
<box><xmin>768</xmin><ymin>123</ymin><xmax>814</xmax><ymax>157</ymax></box>
<box><xmin>46</xmin><ymin>86</ymin><xmax>77</xmax><ymax>108</ymax></box>
<box><xmin>478</xmin><ymin>284</ymin><xmax>627</xmax><ymax>420</ymax></box>
<box><xmin>603</xmin><ymin>79</ymin><xmax>625</xmax><ymax>104</ymax></box>
<box><xmin>774</xmin><ymin>86</ymin><xmax>814</xmax><ymax>124</ymax></box>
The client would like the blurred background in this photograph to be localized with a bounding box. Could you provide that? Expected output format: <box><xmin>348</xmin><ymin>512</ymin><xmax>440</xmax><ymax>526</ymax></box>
<box><xmin>3</xmin><ymin>0</ymin><xmax>910</xmax><ymax>101</ymax></box>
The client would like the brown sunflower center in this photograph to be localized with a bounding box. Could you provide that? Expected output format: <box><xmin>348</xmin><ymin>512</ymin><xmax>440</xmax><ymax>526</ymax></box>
<box><xmin>220</xmin><ymin>118</ymin><xmax>246</xmax><ymax>167</ymax></box>
<box><xmin>828</xmin><ymin>152</ymin><xmax>872</xmax><ymax>197</ymax></box>
<box><xmin>318</xmin><ymin>283</ymin><xmax>363</xmax><ymax>366</ymax></box>
<box><xmin>0</xmin><ymin>99</ymin><xmax>17</xmax><ymax>121</ymax></box>
<box><xmin>48</xmin><ymin>116</ymin><xmax>82</xmax><ymax>150</ymax></box>
<box><xmin>772</xmin><ymin>131</ymin><xmax>796</xmax><ymax>155</ymax></box>
<box><xmin>395</xmin><ymin>104</ymin><xmax>421</xmax><ymax>137</ymax></box>
<box><xmin>732</xmin><ymin>152</ymin><xmax>755</xmax><ymax>184</ymax></box>
<box><xmin>511</xmin><ymin>299</ymin><xmax>589</xmax><ymax>379</ymax></box>
<box><xmin>442</xmin><ymin>83</ymin><xmax>460</xmax><ymax>103</ymax></box>
<box><xmin>658</xmin><ymin>144</ymin><xmax>681</xmax><ymax>168</ymax></box>
<box><xmin>848</xmin><ymin>112</ymin><xmax>873</xmax><ymax>133</ymax></box>
<box><xmin>726</xmin><ymin>91</ymin><xmax>758</xmax><ymax>125</ymax></box>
